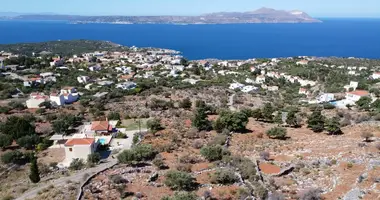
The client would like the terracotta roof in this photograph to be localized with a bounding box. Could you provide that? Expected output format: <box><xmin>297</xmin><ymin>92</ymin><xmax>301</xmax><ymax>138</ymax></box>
<box><xmin>299</xmin><ymin>88</ymin><xmax>307</xmax><ymax>92</ymax></box>
<box><xmin>65</xmin><ymin>138</ymin><xmax>95</xmax><ymax>146</ymax></box>
<box><xmin>346</xmin><ymin>90</ymin><xmax>369</xmax><ymax>96</ymax></box>
<box><xmin>91</xmin><ymin>121</ymin><xmax>109</xmax><ymax>131</ymax></box>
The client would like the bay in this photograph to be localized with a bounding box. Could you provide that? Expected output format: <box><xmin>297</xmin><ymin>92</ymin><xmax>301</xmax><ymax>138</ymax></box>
<box><xmin>0</xmin><ymin>19</ymin><xmax>379</xmax><ymax>60</ymax></box>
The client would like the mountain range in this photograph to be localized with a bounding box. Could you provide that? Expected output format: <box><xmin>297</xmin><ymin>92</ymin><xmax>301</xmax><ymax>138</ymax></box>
<box><xmin>0</xmin><ymin>8</ymin><xmax>321</xmax><ymax>24</ymax></box>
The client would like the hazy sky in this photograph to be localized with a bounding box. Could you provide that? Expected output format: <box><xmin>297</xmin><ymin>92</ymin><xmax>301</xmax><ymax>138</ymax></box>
<box><xmin>1</xmin><ymin>0</ymin><xmax>379</xmax><ymax>17</ymax></box>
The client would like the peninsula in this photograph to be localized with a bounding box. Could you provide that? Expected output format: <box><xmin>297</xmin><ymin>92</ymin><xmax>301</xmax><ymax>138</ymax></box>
<box><xmin>2</xmin><ymin>7</ymin><xmax>321</xmax><ymax>24</ymax></box>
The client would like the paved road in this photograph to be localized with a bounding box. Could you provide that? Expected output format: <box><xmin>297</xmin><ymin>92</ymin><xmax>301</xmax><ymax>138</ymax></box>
<box><xmin>16</xmin><ymin>159</ymin><xmax>117</xmax><ymax>200</ymax></box>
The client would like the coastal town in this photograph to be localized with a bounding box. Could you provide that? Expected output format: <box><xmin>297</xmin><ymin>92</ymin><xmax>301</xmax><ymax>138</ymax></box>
<box><xmin>0</xmin><ymin>41</ymin><xmax>379</xmax><ymax>200</ymax></box>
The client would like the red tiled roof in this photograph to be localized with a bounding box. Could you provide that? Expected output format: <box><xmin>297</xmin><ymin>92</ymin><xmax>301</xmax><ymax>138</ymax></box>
<box><xmin>346</xmin><ymin>90</ymin><xmax>369</xmax><ymax>96</ymax></box>
<box><xmin>91</xmin><ymin>121</ymin><xmax>109</xmax><ymax>131</ymax></box>
<box><xmin>65</xmin><ymin>138</ymin><xmax>95</xmax><ymax>146</ymax></box>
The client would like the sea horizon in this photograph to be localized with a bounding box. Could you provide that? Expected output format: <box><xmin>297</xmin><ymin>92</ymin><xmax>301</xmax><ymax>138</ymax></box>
<box><xmin>0</xmin><ymin>18</ymin><xmax>379</xmax><ymax>60</ymax></box>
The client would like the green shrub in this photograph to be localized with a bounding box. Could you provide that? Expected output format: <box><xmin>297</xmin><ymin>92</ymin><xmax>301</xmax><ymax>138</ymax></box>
<box><xmin>152</xmin><ymin>156</ymin><xmax>167</xmax><ymax>169</ymax></box>
<box><xmin>200</xmin><ymin>145</ymin><xmax>226</xmax><ymax>161</ymax></box>
<box><xmin>16</xmin><ymin>135</ymin><xmax>40</xmax><ymax>149</ymax></box>
<box><xmin>164</xmin><ymin>170</ymin><xmax>196</xmax><ymax>191</ymax></box>
<box><xmin>211</xmin><ymin>169</ymin><xmax>239</xmax><ymax>185</ymax></box>
<box><xmin>147</xmin><ymin>118</ymin><xmax>163</xmax><ymax>133</ymax></box>
<box><xmin>162</xmin><ymin>192</ymin><xmax>198</xmax><ymax>200</ymax></box>
<box><xmin>107</xmin><ymin>112</ymin><xmax>121</xmax><ymax>120</ymax></box>
<box><xmin>69</xmin><ymin>158</ymin><xmax>85</xmax><ymax>170</ymax></box>
<box><xmin>266</xmin><ymin>127</ymin><xmax>287</xmax><ymax>140</ymax></box>
<box><xmin>87</xmin><ymin>152</ymin><xmax>101</xmax><ymax>164</ymax></box>
<box><xmin>213</xmin><ymin>110</ymin><xmax>248</xmax><ymax>133</ymax></box>
<box><xmin>1</xmin><ymin>150</ymin><xmax>26</xmax><ymax>164</ymax></box>
<box><xmin>117</xmin><ymin>144</ymin><xmax>157</xmax><ymax>164</ymax></box>
<box><xmin>0</xmin><ymin>134</ymin><xmax>13</xmax><ymax>149</ymax></box>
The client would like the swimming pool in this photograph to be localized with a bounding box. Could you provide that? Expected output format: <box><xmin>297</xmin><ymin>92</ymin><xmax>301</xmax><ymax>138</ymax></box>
<box><xmin>99</xmin><ymin>138</ymin><xmax>107</xmax><ymax>145</ymax></box>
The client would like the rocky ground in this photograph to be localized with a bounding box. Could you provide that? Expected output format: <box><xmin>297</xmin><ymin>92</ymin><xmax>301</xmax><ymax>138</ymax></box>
<box><xmin>82</xmin><ymin>115</ymin><xmax>380</xmax><ymax>200</ymax></box>
<box><xmin>229</xmin><ymin>119</ymin><xmax>380</xmax><ymax>200</ymax></box>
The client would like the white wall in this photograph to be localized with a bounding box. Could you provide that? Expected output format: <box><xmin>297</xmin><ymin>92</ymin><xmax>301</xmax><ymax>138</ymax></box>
<box><xmin>64</xmin><ymin>144</ymin><xmax>95</xmax><ymax>163</ymax></box>
<box><xmin>50</xmin><ymin>95</ymin><xmax>65</xmax><ymax>106</ymax></box>
<box><xmin>26</xmin><ymin>99</ymin><xmax>45</xmax><ymax>108</ymax></box>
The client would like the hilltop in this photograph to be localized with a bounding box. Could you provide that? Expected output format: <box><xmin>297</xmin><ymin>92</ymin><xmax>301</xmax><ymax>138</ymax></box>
<box><xmin>2</xmin><ymin>7</ymin><xmax>321</xmax><ymax>24</ymax></box>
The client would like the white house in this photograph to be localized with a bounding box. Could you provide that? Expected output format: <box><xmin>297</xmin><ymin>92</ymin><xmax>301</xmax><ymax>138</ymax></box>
<box><xmin>317</xmin><ymin>93</ymin><xmax>335</xmax><ymax>103</ymax></box>
<box><xmin>116</xmin><ymin>82</ymin><xmax>137</xmax><ymax>90</ymax></box>
<box><xmin>345</xmin><ymin>90</ymin><xmax>370</xmax><ymax>103</ymax></box>
<box><xmin>182</xmin><ymin>78</ymin><xmax>199</xmax><ymax>85</ymax></box>
<box><xmin>267</xmin><ymin>86</ymin><xmax>279</xmax><ymax>91</ymax></box>
<box><xmin>256</xmin><ymin>75</ymin><xmax>266</xmax><ymax>84</ymax></box>
<box><xmin>23</xmin><ymin>77</ymin><xmax>45</xmax><ymax>87</ymax></box>
<box><xmin>348</xmin><ymin>71</ymin><xmax>356</xmax><ymax>75</ymax></box>
<box><xmin>299</xmin><ymin>88</ymin><xmax>309</xmax><ymax>95</ymax></box>
<box><xmin>26</xmin><ymin>93</ymin><xmax>49</xmax><ymax>108</ymax></box>
<box><xmin>296</xmin><ymin>60</ymin><xmax>309</xmax><ymax>65</ymax></box>
<box><xmin>50</xmin><ymin>58</ymin><xmax>64</xmax><ymax>67</ymax></box>
<box><xmin>49</xmin><ymin>92</ymin><xmax>65</xmax><ymax>106</ymax></box>
<box><xmin>77</xmin><ymin>76</ymin><xmax>90</xmax><ymax>84</ymax></box>
<box><xmin>371</xmin><ymin>72</ymin><xmax>380</xmax><ymax>79</ymax></box>
<box><xmin>61</xmin><ymin>87</ymin><xmax>79</xmax><ymax>103</ymax></box>
<box><xmin>242</xmin><ymin>85</ymin><xmax>258</xmax><ymax>93</ymax></box>
<box><xmin>229</xmin><ymin>82</ymin><xmax>244</xmax><ymax>90</ymax></box>
<box><xmin>64</xmin><ymin>138</ymin><xmax>96</xmax><ymax>165</ymax></box>
<box><xmin>89</xmin><ymin>65</ymin><xmax>102</xmax><ymax>72</ymax></box>
<box><xmin>344</xmin><ymin>81</ymin><xmax>359</xmax><ymax>91</ymax></box>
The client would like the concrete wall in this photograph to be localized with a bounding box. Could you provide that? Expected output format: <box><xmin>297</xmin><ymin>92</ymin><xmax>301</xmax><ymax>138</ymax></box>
<box><xmin>65</xmin><ymin>144</ymin><xmax>95</xmax><ymax>163</ymax></box>
<box><xmin>26</xmin><ymin>99</ymin><xmax>45</xmax><ymax>108</ymax></box>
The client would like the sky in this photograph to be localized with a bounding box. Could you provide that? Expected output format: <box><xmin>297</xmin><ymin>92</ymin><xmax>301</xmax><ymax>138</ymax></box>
<box><xmin>0</xmin><ymin>0</ymin><xmax>379</xmax><ymax>18</ymax></box>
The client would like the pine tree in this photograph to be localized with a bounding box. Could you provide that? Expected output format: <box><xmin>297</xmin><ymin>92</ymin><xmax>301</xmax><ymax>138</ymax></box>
<box><xmin>325</xmin><ymin>117</ymin><xmax>342</xmax><ymax>135</ymax></box>
<box><xmin>29</xmin><ymin>155</ymin><xmax>40</xmax><ymax>183</ymax></box>
<box><xmin>192</xmin><ymin>107</ymin><xmax>211</xmax><ymax>131</ymax></box>
<box><xmin>307</xmin><ymin>109</ymin><xmax>325</xmax><ymax>133</ymax></box>
<box><xmin>286</xmin><ymin>111</ymin><xmax>299</xmax><ymax>127</ymax></box>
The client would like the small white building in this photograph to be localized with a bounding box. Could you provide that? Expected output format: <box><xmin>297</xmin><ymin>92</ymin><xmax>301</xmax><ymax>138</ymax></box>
<box><xmin>116</xmin><ymin>82</ymin><xmax>137</xmax><ymax>90</ymax></box>
<box><xmin>77</xmin><ymin>76</ymin><xmax>90</xmax><ymax>84</ymax></box>
<box><xmin>64</xmin><ymin>138</ymin><xmax>96</xmax><ymax>164</ymax></box>
<box><xmin>61</xmin><ymin>87</ymin><xmax>79</xmax><ymax>103</ymax></box>
<box><xmin>242</xmin><ymin>85</ymin><xmax>258</xmax><ymax>93</ymax></box>
<box><xmin>371</xmin><ymin>72</ymin><xmax>380</xmax><ymax>79</ymax></box>
<box><xmin>182</xmin><ymin>78</ymin><xmax>199</xmax><ymax>85</ymax></box>
<box><xmin>267</xmin><ymin>86</ymin><xmax>279</xmax><ymax>91</ymax></box>
<box><xmin>344</xmin><ymin>81</ymin><xmax>359</xmax><ymax>91</ymax></box>
<box><xmin>49</xmin><ymin>92</ymin><xmax>65</xmax><ymax>106</ymax></box>
<box><xmin>317</xmin><ymin>93</ymin><xmax>335</xmax><ymax>103</ymax></box>
<box><xmin>345</xmin><ymin>90</ymin><xmax>370</xmax><ymax>103</ymax></box>
<box><xmin>348</xmin><ymin>71</ymin><xmax>356</xmax><ymax>75</ymax></box>
<box><xmin>299</xmin><ymin>88</ymin><xmax>309</xmax><ymax>95</ymax></box>
<box><xmin>256</xmin><ymin>75</ymin><xmax>266</xmax><ymax>84</ymax></box>
<box><xmin>229</xmin><ymin>82</ymin><xmax>244</xmax><ymax>90</ymax></box>
<box><xmin>296</xmin><ymin>60</ymin><xmax>309</xmax><ymax>65</ymax></box>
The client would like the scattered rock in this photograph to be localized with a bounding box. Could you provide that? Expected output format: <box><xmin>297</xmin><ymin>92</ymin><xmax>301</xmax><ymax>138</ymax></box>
<box><xmin>148</xmin><ymin>172</ymin><xmax>158</xmax><ymax>182</ymax></box>
<box><xmin>357</xmin><ymin>173</ymin><xmax>368</xmax><ymax>183</ymax></box>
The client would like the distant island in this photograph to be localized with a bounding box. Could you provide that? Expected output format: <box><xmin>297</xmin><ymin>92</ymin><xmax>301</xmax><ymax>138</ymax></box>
<box><xmin>1</xmin><ymin>7</ymin><xmax>321</xmax><ymax>24</ymax></box>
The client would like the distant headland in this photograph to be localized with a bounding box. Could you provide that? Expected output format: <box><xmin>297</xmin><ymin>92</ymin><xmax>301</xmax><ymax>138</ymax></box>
<box><xmin>0</xmin><ymin>7</ymin><xmax>321</xmax><ymax>24</ymax></box>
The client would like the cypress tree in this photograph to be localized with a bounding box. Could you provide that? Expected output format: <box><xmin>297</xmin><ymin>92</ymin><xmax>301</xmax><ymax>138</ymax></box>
<box><xmin>29</xmin><ymin>155</ymin><xmax>40</xmax><ymax>183</ymax></box>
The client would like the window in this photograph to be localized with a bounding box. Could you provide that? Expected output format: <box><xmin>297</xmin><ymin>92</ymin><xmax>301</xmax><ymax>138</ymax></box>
<box><xmin>69</xmin><ymin>148</ymin><xmax>73</xmax><ymax>152</ymax></box>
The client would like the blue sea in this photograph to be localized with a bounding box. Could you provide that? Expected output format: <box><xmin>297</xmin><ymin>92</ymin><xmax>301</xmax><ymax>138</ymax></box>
<box><xmin>0</xmin><ymin>19</ymin><xmax>379</xmax><ymax>60</ymax></box>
